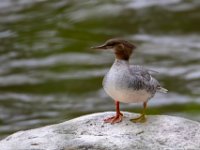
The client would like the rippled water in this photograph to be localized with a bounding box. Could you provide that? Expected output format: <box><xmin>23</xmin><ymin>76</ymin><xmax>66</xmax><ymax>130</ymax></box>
<box><xmin>0</xmin><ymin>0</ymin><xmax>200</xmax><ymax>139</ymax></box>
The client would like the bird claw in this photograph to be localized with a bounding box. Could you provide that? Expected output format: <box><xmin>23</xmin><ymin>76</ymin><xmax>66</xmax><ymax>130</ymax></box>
<box><xmin>130</xmin><ymin>114</ymin><xmax>146</xmax><ymax>123</ymax></box>
<box><xmin>104</xmin><ymin>113</ymin><xmax>123</xmax><ymax>124</ymax></box>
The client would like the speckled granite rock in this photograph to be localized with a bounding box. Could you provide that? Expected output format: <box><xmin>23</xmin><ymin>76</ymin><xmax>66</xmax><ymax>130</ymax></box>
<box><xmin>0</xmin><ymin>112</ymin><xmax>200</xmax><ymax>150</ymax></box>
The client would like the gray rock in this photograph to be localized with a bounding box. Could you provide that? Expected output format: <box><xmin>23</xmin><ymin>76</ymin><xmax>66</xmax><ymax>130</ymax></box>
<box><xmin>0</xmin><ymin>112</ymin><xmax>200</xmax><ymax>150</ymax></box>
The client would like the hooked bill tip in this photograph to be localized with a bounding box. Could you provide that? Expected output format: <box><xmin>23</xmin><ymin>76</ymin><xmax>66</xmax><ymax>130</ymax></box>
<box><xmin>91</xmin><ymin>46</ymin><xmax>101</xmax><ymax>49</ymax></box>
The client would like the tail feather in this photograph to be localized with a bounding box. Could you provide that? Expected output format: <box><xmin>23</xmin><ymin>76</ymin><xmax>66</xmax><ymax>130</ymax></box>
<box><xmin>157</xmin><ymin>86</ymin><xmax>168</xmax><ymax>93</ymax></box>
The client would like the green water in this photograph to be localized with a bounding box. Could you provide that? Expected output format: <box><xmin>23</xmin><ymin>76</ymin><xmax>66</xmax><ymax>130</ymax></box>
<box><xmin>0</xmin><ymin>0</ymin><xmax>200</xmax><ymax>139</ymax></box>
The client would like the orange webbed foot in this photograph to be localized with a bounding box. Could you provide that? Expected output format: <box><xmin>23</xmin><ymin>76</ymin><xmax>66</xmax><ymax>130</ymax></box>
<box><xmin>104</xmin><ymin>112</ymin><xmax>123</xmax><ymax>124</ymax></box>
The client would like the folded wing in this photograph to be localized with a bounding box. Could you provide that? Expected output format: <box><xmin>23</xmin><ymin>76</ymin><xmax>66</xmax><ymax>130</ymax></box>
<box><xmin>128</xmin><ymin>65</ymin><xmax>161</xmax><ymax>94</ymax></box>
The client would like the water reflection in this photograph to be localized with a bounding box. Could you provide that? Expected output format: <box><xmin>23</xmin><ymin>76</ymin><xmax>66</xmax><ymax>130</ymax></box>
<box><xmin>0</xmin><ymin>0</ymin><xmax>200</xmax><ymax>139</ymax></box>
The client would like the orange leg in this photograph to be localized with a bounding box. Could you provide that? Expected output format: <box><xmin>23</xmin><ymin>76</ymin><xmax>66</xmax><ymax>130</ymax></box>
<box><xmin>104</xmin><ymin>101</ymin><xmax>123</xmax><ymax>124</ymax></box>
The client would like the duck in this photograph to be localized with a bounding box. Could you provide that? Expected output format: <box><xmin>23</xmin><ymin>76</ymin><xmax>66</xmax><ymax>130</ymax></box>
<box><xmin>92</xmin><ymin>38</ymin><xmax>167</xmax><ymax>124</ymax></box>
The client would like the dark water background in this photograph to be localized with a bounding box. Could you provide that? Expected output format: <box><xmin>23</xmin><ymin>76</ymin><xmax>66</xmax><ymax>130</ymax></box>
<box><xmin>0</xmin><ymin>0</ymin><xmax>200</xmax><ymax>139</ymax></box>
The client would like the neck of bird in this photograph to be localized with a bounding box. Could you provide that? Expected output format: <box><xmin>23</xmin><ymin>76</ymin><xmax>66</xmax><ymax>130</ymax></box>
<box><xmin>114</xmin><ymin>47</ymin><xmax>132</xmax><ymax>62</ymax></box>
<box><xmin>115</xmin><ymin>52</ymin><xmax>130</xmax><ymax>61</ymax></box>
<box><xmin>114</xmin><ymin>58</ymin><xmax>129</xmax><ymax>66</ymax></box>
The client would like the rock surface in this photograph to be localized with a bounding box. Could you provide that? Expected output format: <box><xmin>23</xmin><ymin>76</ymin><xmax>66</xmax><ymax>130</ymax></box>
<box><xmin>0</xmin><ymin>112</ymin><xmax>200</xmax><ymax>150</ymax></box>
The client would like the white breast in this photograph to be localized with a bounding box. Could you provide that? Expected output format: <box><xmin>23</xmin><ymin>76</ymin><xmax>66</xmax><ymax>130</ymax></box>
<box><xmin>103</xmin><ymin>60</ymin><xmax>151</xmax><ymax>103</ymax></box>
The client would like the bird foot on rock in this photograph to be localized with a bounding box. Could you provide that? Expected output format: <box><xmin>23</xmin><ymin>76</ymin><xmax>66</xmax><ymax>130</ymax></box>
<box><xmin>104</xmin><ymin>112</ymin><xmax>123</xmax><ymax>124</ymax></box>
<box><xmin>130</xmin><ymin>114</ymin><xmax>146</xmax><ymax>123</ymax></box>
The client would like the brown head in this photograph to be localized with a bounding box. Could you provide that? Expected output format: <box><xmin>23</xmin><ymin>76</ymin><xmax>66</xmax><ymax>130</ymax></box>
<box><xmin>92</xmin><ymin>38</ymin><xmax>136</xmax><ymax>61</ymax></box>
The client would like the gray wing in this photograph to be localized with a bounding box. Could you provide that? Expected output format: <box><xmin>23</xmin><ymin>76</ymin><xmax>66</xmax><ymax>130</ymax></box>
<box><xmin>128</xmin><ymin>65</ymin><xmax>160</xmax><ymax>93</ymax></box>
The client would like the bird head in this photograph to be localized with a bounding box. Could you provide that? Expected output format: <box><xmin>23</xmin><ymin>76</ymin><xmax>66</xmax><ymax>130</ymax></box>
<box><xmin>92</xmin><ymin>38</ymin><xmax>136</xmax><ymax>61</ymax></box>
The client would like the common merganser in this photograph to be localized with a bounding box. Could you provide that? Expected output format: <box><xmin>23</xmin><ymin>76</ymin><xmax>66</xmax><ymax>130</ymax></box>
<box><xmin>92</xmin><ymin>39</ymin><xmax>168</xmax><ymax>124</ymax></box>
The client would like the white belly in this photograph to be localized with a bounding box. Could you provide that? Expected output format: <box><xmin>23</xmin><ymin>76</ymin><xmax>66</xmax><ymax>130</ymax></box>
<box><xmin>103</xmin><ymin>63</ymin><xmax>152</xmax><ymax>103</ymax></box>
<box><xmin>104</xmin><ymin>86</ymin><xmax>151</xmax><ymax>103</ymax></box>
<box><xmin>103</xmin><ymin>71</ymin><xmax>151</xmax><ymax>103</ymax></box>
<box><xmin>103</xmin><ymin>60</ymin><xmax>152</xmax><ymax>103</ymax></box>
